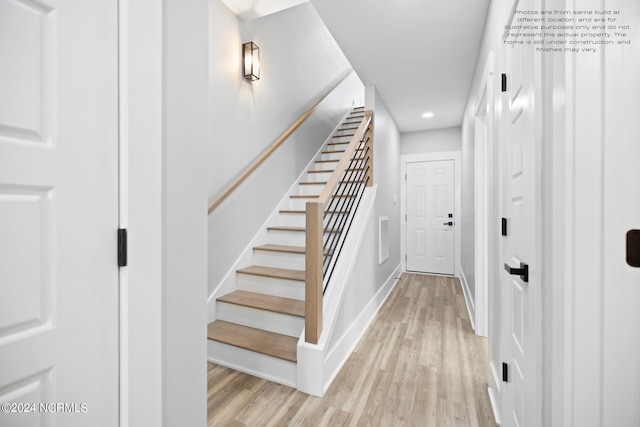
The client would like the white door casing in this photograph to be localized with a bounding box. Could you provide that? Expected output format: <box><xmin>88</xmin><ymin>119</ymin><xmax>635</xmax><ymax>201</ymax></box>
<box><xmin>601</xmin><ymin>0</ymin><xmax>640</xmax><ymax>424</ymax></box>
<box><xmin>475</xmin><ymin>51</ymin><xmax>495</xmax><ymax>339</ymax></box>
<box><xmin>500</xmin><ymin>0</ymin><xmax>542</xmax><ymax>425</ymax></box>
<box><xmin>406</xmin><ymin>160</ymin><xmax>455</xmax><ymax>275</ymax></box>
<box><xmin>0</xmin><ymin>0</ymin><xmax>119</xmax><ymax>425</ymax></box>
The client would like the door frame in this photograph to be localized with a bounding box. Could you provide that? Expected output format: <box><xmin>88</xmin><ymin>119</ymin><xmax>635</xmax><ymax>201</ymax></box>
<box><xmin>401</xmin><ymin>152</ymin><xmax>462</xmax><ymax>277</ymax></box>
<box><xmin>473</xmin><ymin>52</ymin><xmax>495</xmax><ymax>338</ymax></box>
<box><xmin>119</xmin><ymin>0</ymin><xmax>209</xmax><ymax>425</ymax></box>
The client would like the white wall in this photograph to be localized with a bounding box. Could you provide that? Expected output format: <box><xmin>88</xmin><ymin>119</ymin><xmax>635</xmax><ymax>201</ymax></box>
<box><xmin>371</xmin><ymin>87</ymin><xmax>402</xmax><ymax>285</ymax></box>
<box><xmin>162</xmin><ymin>0</ymin><xmax>210</xmax><ymax>425</ymax></box>
<box><xmin>399</xmin><ymin>126</ymin><xmax>461</xmax><ymax>155</ymax></box>
<box><xmin>208</xmin><ymin>0</ymin><xmax>362</xmax><ymax>291</ymax></box>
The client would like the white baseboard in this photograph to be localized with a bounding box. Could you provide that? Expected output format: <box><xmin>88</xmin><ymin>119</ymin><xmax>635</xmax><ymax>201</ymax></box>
<box><xmin>458</xmin><ymin>265</ymin><xmax>476</xmax><ymax>332</ymax></box>
<box><xmin>322</xmin><ymin>263</ymin><xmax>402</xmax><ymax>393</ymax></box>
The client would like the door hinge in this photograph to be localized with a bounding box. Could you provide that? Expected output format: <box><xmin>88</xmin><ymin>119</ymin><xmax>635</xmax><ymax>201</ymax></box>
<box><xmin>405</xmin><ymin>213</ymin><xmax>407</xmax><ymax>221</ymax></box>
<box><xmin>405</xmin><ymin>173</ymin><xmax>407</xmax><ymax>181</ymax></box>
<box><xmin>502</xmin><ymin>362</ymin><xmax>509</xmax><ymax>382</ymax></box>
<box><xmin>627</xmin><ymin>230</ymin><xmax>640</xmax><ymax>267</ymax></box>
<box><xmin>501</xmin><ymin>217</ymin><xmax>508</xmax><ymax>236</ymax></box>
<box><xmin>118</xmin><ymin>228</ymin><xmax>128</xmax><ymax>267</ymax></box>
<box><xmin>501</xmin><ymin>73</ymin><xmax>508</xmax><ymax>92</ymax></box>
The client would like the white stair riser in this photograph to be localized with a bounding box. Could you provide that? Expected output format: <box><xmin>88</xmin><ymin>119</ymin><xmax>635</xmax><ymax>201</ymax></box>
<box><xmin>319</xmin><ymin>151</ymin><xmax>344</xmax><ymax>161</ymax></box>
<box><xmin>266</xmin><ymin>228</ymin><xmax>305</xmax><ymax>246</ymax></box>
<box><xmin>334</xmin><ymin>129</ymin><xmax>355</xmax><ymax>137</ymax></box>
<box><xmin>276</xmin><ymin>211</ymin><xmax>306</xmax><ymax>227</ymax></box>
<box><xmin>304</xmin><ymin>172</ymin><xmax>332</xmax><ymax>182</ymax></box>
<box><xmin>207</xmin><ymin>340</ymin><xmax>297</xmax><ymax>388</ymax></box>
<box><xmin>236</xmin><ymin>272</ymin><xmax>305</xmax><ymax>300</ymax></box>
<box><xmin>253</xmin><ymin>249</ymin><xmax>305</xmax><ymax>270</ymax></box>
<box><xmin>314</xmin><ymin>161</ymin><xmax>339</xmax><ymax>171</ymax></box>
<box><xmin>216</xmin><ymin>302</ymin><xmax>304</xmax><ymax>337</ymax></box>
<box><xmin>296</xmin><ymin>183</ymin><xmax>325</xmax><ymax>196</ymax></box>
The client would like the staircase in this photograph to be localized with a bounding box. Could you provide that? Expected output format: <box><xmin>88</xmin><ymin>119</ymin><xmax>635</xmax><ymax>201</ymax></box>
<box><xmin>207</xmin><ymin>107</ymin><xmax>367</xmax><ymax>387</ymax></box>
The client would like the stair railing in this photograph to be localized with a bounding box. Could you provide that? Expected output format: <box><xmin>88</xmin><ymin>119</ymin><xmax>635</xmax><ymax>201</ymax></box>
<box><xmin>305</xmin><ymin>110</ymin><xmax>373</xmax><ymax>344</ymax></box>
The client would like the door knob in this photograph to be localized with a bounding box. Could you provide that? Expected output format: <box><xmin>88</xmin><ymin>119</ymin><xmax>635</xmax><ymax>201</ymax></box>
<box><xmin>504</xmin><ymin>262</ymin><xmax>529</xmax><ymax>283</ymax></box>
<box><xmin>443</xmin><ymin>221</ymin><xmax>453</xmax><ymax>226</ymax></box>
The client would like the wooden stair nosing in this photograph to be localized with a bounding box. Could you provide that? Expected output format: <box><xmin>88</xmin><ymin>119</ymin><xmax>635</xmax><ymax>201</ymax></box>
<box><xmin>236</xmin><ymin>265</ymin><xmax>305</xmax><ymax>281</ymax></box>
<box><xmin>253</xmin><ymin>243</ymin><xmax>334</xmax><ymax>257</ymax></box>
<box><xmin>308</xmin><ymin>169</ymin><xmax>335</xmax><ymax>174</ymax></box>
<box><xmin>217</xmin><ymin>290</ymin><xmax>305</xmax><ymax>317</ymax></box>
<box><xmin>321</xmin><ymin>150</ymin><xmax>346</xmax><ymax>155</ymax></box>
<box><xmin>332</xmin><ymin>134</ymin><xmax>355</xmax><ymax>139</ymax></box>
<box><xmin>279</xmin><ymin>209</ymin><xmax>351</xmax><ymax>215</ymax></box>
<box><xmin>207</xmin><ymin>320</ymin><xmax>297</xmax><ymax>363</ymax></box>
<box><xmin>253</xmin><ymin>244</ymin><xmax>305</xmax><ymax>254</ymax></box>
<box><xmin>298</xmin><ymin>180</ymin><xmax>363</xmax><ymax>186</ymax></box>
<box><xmin>315</xmin><ymin>159</ymin><xmax>340</xmax><ymax>163</ymax></box>
<box><xmin>267</xmin><ymin>225</ymin><xmax>341</xmax><ymax>234</ymax></box>
<box><xmin>290</xmin><ymin>194</ymin><xmax>357</xmax><ymax>199</ymax></box>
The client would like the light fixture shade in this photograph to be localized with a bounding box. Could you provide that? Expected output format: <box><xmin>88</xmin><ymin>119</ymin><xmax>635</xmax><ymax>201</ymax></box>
<box><xmin>243</xmin><ymin>42</ymin><xmax>260</xmax><ymax>81</ymax></box>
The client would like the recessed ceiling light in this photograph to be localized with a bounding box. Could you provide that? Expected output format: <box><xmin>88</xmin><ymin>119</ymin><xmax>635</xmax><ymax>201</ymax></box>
<box><xmin>422</xmin><ymin>112</ymin><xmax>434</xmax><ymax>118</ymax></box>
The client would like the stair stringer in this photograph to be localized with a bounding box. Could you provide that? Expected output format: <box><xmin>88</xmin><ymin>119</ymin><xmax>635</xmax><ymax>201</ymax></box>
<box><xmin>297</xmin><ymin>184</ymin><xmax>400</xmax><ymax>397</ymax></box>
<box><xmin>206</xmin><ymin>107</ymin><xmax>354</xmax><ymax>323</ymax></box>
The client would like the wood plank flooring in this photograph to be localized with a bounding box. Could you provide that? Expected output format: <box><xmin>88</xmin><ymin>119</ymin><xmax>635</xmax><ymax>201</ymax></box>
<box><xmin>207</xmin><ymin>273</ymin><xmax>496</xmax><ymax>427</ymax></box>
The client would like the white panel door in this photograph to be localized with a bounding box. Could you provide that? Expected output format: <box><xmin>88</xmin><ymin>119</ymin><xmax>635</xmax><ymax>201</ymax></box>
<box><xmin>406</xmin><ymin>160</ymin><xmax>455</xmax><ymax>275</ymax></box>
<box><xmin>0</xmin><ymin>0</ymin><xmax>119</xmax><ymax>425</ymax></box>
<box><xmin>602</xmin><ymin>0</ymin><xmax>640</xmax><ymax>424</ymax></box>
<box><xmin>500</xmin><ymin>0</ymin><xmax>541</xmax><ymax>425</ymax></box>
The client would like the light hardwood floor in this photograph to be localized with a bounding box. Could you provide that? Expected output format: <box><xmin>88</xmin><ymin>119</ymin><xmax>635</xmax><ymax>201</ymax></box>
<box><xmin>207</xmin><ymin>273</ymin><xmax>497</xmax><ymax>426</ymax></box>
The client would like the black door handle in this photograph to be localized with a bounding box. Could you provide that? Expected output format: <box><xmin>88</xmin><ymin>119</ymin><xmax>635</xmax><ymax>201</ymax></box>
<box><xmin>442</xmin><ymin>222</ymin><xmax>453</xmax><ymax>226</ymax></box>
<box><xmin>504</xmin><ymin>262</ymin><xmax>529</xmax><ymax>283</ymax></box>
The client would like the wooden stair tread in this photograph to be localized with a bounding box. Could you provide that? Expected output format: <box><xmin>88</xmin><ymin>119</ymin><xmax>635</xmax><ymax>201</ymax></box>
<box><xmin>298</xmin><ymin>180</ymin><xmax>363</xmax><ymax>185</ymax></box>
<box><xmin>254</xmin><ymin>244</ymin><xmax>305</xmax><ymax>254</ymax></box>
<box><xmin>291</xmin><ymin>194</ymin><xmax>356</xmax><ymax>199</ymax></box>
<box><xmin>218</xmin><ymin>290</ymin><xmax>305</xmax><ymax>317</ymax></box>
<box><xmin>280</xmin><ymin>209</ymin><xmax>350</xmax><ymax>214</ymax></box>
<box><xmin>207</xmin><ymin>320</ymin><xmax>298</xmax><ymax>363</ymax></box>
<box><xmin>332</xmin><ymin>134</ymin><xmax>355</xmax><ymax>138</ymax></box>
<box><xmin>315</xmin><ymin>159</ymin><xmax>339</xmax><ymax>163</ymax></box>
<box><xmin>299</xmin><ymin>181</ymin><xmax>327</xmax><ymax>185</ymax></box>
<box><xmin>308</xmin><ymin>169</ymin><xmax>334</xmax><ymax>173</ymax></box>
<box><xmin>267</xmin><ymin>225</ymin><xmax>341</xmax><ymax>233</ymax></box>
<box><xmin>236</xmin><ymin>265</ymin><xmax>305</xmax><ymax>281</ymax></box>
<box><xmin>321</xmin><ymin>150</ymin><xmax>346</xmax><ymax>155</ymax></box>
<box><xmin>252</xmin><ymin>243</ymin><xmax>334</xmax><ymax>257</ymax></box>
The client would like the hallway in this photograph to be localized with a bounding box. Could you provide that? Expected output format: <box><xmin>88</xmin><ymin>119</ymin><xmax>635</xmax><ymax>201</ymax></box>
<box><xmin>207</xmin><ymin>273</ymin><xmax>496</xmax><ymax>426</ymax></box>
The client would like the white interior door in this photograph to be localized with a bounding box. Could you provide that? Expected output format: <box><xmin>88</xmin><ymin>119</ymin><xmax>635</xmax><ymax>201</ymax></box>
<box><xmin>601</xmin><ymin>0</ymin><xmax>640</xmax><ymax>423</ymax></box>
<box><xmin>0</xmin><ymin>0</ymin><xmax>119</xmax><ymax>425</ymax></box>
<box><xmin>406</xmin><ymin>160</ymin><xmax>455</xmax><ymax>275</ymax></box>
<box><xmin>500</xmin><ymin>0</ymin><xmax>541</xmax><ymax>425</ymax></box>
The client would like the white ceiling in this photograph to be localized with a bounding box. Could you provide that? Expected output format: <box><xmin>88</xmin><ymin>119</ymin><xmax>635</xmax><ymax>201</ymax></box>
<box><xmin>220</xmin><ymin>0</ymin><xmax>308</xmax><ymax>21</ymax></box>
<box><xmin>220</xmin><ymin>0</ymin><xmax>490</xmax><ymax>132</ymax></box>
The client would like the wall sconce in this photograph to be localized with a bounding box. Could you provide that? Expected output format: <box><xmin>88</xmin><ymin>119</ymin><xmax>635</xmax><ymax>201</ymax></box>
<box><xmin>243</xmin><ymin>42</ymin><xmax>260</xmax><ymax>81</ymax></box>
